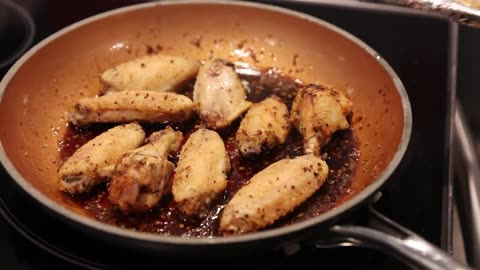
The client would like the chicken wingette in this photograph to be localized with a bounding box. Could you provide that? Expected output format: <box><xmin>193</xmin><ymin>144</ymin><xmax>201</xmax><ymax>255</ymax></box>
<box><xmin>220</xmin><ymin>154</ymin><xmax>328</xmax><ymax>235</ymax></box>
<box><xmin>193</xmin><ymin>59</ymin><xmax>252</xmax><ymax>129</ymax></box>
<box><xmin>58</xmin><ymin>123</ymin><xmax>145</xmax><ymax>194</ymax></box>
<box><xmin>69</xmin><ymin>91</ymin><xmax>194</xmax><ymax>125</ymax></box>
<box><xmin>290</xmin><ymin>84</ymin><xmax>353</xmax><ymax>156</ymax></box>
<box><xmin>101</xmin><ymin>54</ymin><xmax>200</xmax><ymax>93</ymax></box>
<box><xmin>236</xmin><ymin>96</ymin><xmax>290</xmax><ymax>156</ymax></box>
<box><xmin>108</xmin><ymin>126</ymin><xmax>183</xmax><ymax>212</ymax></box>
<box><xmin>172</xmin><ymin>129</ymin><xmax>230</xmax><ymax>216</ymax></box>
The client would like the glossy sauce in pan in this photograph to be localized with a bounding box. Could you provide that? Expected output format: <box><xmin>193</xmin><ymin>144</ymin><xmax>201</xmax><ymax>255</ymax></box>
<box><xmin>58</xmin><ymin>68</ymin><xmax>360</xmax><ymax>237</ymax></box>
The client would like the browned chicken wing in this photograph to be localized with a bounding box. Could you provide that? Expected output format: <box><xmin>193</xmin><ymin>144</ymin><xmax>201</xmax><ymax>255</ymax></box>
<box><xmin>193</xmin><ymin>59</ymin><xmax>252</xmax><ymax>129</ymax></box>
<box><xmin>172</xmin><ymin>128</ymin><xmax>230</xmax><ymax>216</ymax></box>
<box><xmin>236</xmin><ymin>96</ymin><xmax>290</xmax><ymax>156</ymax></box>
<box><xmin>290</xmin><ymin>84</ymin><xmax>352</xmax><ymax>155</ymax></box>
<box><xmin>220</xmin><ymin>154</ymin><xmax>328</xmax><ymax>235</ymax></box>
<box><xmin>69</xmin><ymin>91</ymin><xmax>194</xmax><ymax>125</ymax></box>
<box><xmin>108</xmin><ymin>126</ymin><xmax>183</xmax><ymax>212</ymax></box>
<box><xmin>101</xmin><ymin>54</ymin><xmax>200</xmax><ymax>94</ymax></box>
<box><xmin>58</xmin><ymin>123</ymin><xmax>145</xmax><ymax>194</ymax></box>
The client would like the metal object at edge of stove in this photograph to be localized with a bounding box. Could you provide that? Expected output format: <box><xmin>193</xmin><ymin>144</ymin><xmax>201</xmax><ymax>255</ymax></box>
<box><xmin>314</xmin><ymin>193</ymin><xmax>472</xmax><ymax>270</ymax></box>
<box><xmin>364</xmin><ymin>0</ymin><xmax>480</xmax><ymax>27</ymax></box>
<box><xmin>453</xmin><ymin>101</ymin><xmax>480</xmax><ymax>269</ymax></box>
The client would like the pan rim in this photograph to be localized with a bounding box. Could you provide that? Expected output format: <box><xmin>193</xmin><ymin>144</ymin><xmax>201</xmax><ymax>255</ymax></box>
<box><xmin>0</xmin><ymin>0</ymin><xmax>412</xmax><ymax>245</ymax></box>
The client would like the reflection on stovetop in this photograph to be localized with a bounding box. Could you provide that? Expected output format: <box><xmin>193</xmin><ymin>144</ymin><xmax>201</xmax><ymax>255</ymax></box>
<box><xmin>0</xmin><ymin>0</ymin><xmax>453</xmax><ymax>269</ymax></box>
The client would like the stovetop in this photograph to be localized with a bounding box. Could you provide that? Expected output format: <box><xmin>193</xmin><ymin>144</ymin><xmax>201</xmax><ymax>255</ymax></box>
<box><xmin>0</xmin><ymin>1</ymin><xmax>455</xmax><ymax>269</ymax></box>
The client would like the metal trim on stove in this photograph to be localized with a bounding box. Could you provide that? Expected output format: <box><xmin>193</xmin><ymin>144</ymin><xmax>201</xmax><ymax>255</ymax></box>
<box><xmin>454</xmin><ymin>101</ymin><xmax>480</xmax><ymax>268</ymax></box>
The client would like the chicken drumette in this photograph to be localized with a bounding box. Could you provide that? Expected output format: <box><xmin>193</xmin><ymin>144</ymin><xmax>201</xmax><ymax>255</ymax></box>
<box><xmin>69</xmin><ymin>91</ymin><xmax>194</xmax><ymax>125</ymax></box>
<box><xmin>290</xmin><ymin>84</ymin><xmax>353</xmax><ymax>156</ymax></box>
<box><xmin>220</xmin><ymin>154</ymin><xmax>328</xmax><ymax>235</ymax></box>
<box><xmin>193</xmin><ymin>59</ymin><xmax>252</xmax><ymax>129</ymax></box>
<box><xmin>101</xmin><ymin>54</ymin><xmax>200</xmax><ymax>94</ymax></box>
<box><xmin>108</xmin><ymin>126</ymin><xmax>183</xmax><ymax>212</ymax></box>
<box><xmin>58</xmin><ymin>123</ymin><xmax>145</xmax><ymax>194</ymax></box>
<box><xmin>236</xmin><ymin>96</ymin><xmax>290</xmax><ymax>156</ymax></box>
<box><xmin>172</xmin><ymin>128</ymin><xmax>230</xmax><ymax>216</ymax></box>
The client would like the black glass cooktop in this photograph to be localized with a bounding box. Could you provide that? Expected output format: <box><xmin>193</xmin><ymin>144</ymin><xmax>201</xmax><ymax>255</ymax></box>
<box><xmin>0</xmin><ymin>1</ymin><xmax>454</xmax><ymax>269</ymax></box>
<box><xmin>0</xmin><ymin>0</ymin><xmax>35</xmax><ymax>75</ymax></box>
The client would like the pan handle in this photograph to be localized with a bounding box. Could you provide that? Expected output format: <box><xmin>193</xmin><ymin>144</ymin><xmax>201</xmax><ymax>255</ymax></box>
<box><xmin>320</xmin><ymin>204</ymin><xmax>472</xmax><ymax>270</ymax></box>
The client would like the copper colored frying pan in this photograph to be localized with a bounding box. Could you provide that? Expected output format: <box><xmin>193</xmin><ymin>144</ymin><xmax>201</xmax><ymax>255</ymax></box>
<box><xmin>0</xmin><ymin>1</ymin><xmax>469</xmax><ymax>269</ymax></box>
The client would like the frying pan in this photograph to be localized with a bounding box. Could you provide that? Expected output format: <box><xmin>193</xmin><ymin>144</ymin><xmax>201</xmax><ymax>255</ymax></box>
<box><xmin>0</xmin><ymin>1</ymin><xmax>469</xmax><ymax>269</ymax></box>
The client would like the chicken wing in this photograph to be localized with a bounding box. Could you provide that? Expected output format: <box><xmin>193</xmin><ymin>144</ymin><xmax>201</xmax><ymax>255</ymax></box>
<box><xmin>172</xmin><ymin>129</ymin><xmax>230</xmax><ymax>216</ymax></box>
<box><xmin>236</xmin><ymin>96</ymin><xmax>290</xmax><ymax>156</ymax></box>
<box><xmin>69</xmin><ymin>91</ymin><xmax>194</xmax><ymax>125</ymax></box>
<box><xmin>219</xmin><ymin>154</ymin><xmax>328</xmax><ymax>235</ymax></box>
<box><xmin>193</xmin><ymin>59</ymin><xmax>252</xmax><ymax>129</ymax></box>
<box><xmin>58</xmin><ymin>123</ymin><xmax>145</xmax><ymax>194</ymax></box>
<box><xmin>108</xmin><ymin>126</ymin><xmax>183</xmax><ymax>212</ymax></box>
<box><xmin>101</xmin><ymin>54</ymin><xmax>200</xmax><ymax>94</ymax></box>
<box><xmin>290</xmin><ymin>84</ymin><xmax>353</xmax><ymax>156</ymax></box>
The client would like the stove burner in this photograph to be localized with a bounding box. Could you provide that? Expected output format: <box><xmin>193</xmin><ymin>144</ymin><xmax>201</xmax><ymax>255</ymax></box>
<box><xmin>0</xmin><ymin>0</ymin><xmax>35</xmax><ymax>74</ymax></box>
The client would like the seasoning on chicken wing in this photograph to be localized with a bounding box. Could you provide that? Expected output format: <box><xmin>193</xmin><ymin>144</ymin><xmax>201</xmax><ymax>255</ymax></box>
<box><xmin>193</xmin><ymin>59</ymin><xmax>252</xmax><ymax>129</ymax></box>
<box><xmin>58</xmin><ymin>123</ymin><xmax>145</xmax><ymax>194</ymax></box>
<box><xmin>108</xmin><ymin>126</ymin><xmax>183</xmax><ymax>212</ymax></box>
<box><xmin>101</xmin><ymin>54</ymin><xmax>200</xmax><ymax>94</ymax></box>
<box><xmin>69</xmin><ymin>91</ymin><xmax>194</xmax><ymax>125</ymax></box>
<box><xmin>236</xmin><ymin>96</ymin><xmax>290</xmax><ymax>156</ymax></box>
<box><xmin>219</xmin><ymin>154</ymin><xmax>328</xmax><ymax>235</ymax></box>
<box><xmin>290</xmin><ymin>84</ymin><xmax>353</xmax><ymax>156</ymax></box>
<box><xmin>172</xmin><ymin>129</ymin><xmax>230</xmax><ymax>216</ymax></box>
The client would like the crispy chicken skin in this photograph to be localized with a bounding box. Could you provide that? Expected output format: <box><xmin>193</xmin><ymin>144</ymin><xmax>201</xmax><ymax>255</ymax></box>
<box><xmin>172</xmin><ymin>129</ymin><xmax>230</xmax><ymax>216</ymax></box>
<box><xmin>69</xmin><ymin>91</ymin><xmax>194</xmax><ymax>125</ymax></box>
<box><xmin>220</xmin><ymin>154</ymin><xmax>328</xmax><ymax>235</ymax></box>
<box><xmin>290</xmin><ymin>84</ymin><xmax>353</xmax><ymax>156</ymax></box>
<box><xmin>108</xmin><ymin>126</ymin><xmax>183</xmax><ymax>212</ymax></box>
<box><xmin>58</xmin><ymin>123</ymin><xmax>145</xmax><ymax>194</ymax></box>
<box><xmin>193</xmin><ymin>59</ymin><xmax>252</xmax><ymax>129</ymax></box>
<box><xmin>100</xmin><ymin>54</ymin><xmax>200</xmax><ymax>94</ymax></box>
<box><xmin>236</xmin><ymin>96</ymin><xmax>290</xmax><ymax>156</ymax></box>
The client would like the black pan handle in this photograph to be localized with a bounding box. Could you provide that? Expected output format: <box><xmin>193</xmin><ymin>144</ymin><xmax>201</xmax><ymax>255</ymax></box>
<box><xmin>319</xmin><ymin>203</ymin><xmax>472</xmax><ymax>270</ymax></box>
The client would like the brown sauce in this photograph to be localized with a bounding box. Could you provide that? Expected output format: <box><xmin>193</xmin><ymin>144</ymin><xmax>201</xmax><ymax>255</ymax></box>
<box><xmin>58</xmin><ymin>68</ymin><xmax>360</xmax><ymax>237</ymax></box>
